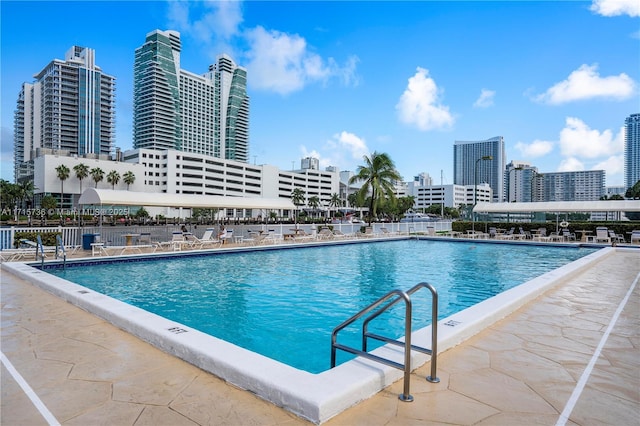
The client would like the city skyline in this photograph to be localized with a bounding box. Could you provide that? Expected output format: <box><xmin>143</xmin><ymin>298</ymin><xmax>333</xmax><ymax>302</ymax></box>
<box><xmin>1</xmin><ymin>0</ymin><xmax>638</xmax><ymax>186</ymax></box>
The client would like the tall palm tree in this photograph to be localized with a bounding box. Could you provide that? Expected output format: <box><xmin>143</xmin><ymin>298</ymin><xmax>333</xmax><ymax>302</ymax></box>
<box><xmin>55</xmin><ymin>164</ymin><xmax>70</xmax><ymax>209</ymax></box>
<box><xmin>107</xmin><ymin>170</ymin><xmax>121</xmax><ymax>189</ymax></box>
<box><xmin>329</xmin><ymin>192</ymin><xmax>342</xmax><ymax>217</ymax></box>
<box><xmin>291</xmin><ymin>188</ymin><xmax>305</xmax><ymax>224</ymax></box>
<box><xmin>308</xmin><ymin>195</ymin><xmax>320</xmax><ymax>218</ymax></box>
<box><xmin>348</xmin><ymin>152</ymin><xmax>402</xmax><ymax>225</ymax></box>
<box><xmin>122</xmin><ymin>171</ymin><xmax>136</xmax><ymax>190</ymax></box>
<box><xmin>90</xmin><ymin>167</ymin><xmax>104</xmax><ymax>188</ymax></box>
<box><xmin>73</xmin><ymin>163</ymin><xmax>90</xmax><ymax>195</ymax></box>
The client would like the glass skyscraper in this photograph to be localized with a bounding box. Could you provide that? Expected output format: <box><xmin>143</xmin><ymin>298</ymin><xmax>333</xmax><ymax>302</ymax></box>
<box><xmin>624</xmin><ymin>113</ymin><xmax>640</xmax><ymax>190</ymax></box>
<box><xmin>453</xmin><ymin>136</ymin><xmax>506</xmax><ymax>203</ymax></box>
<box><xmin>133</xmin><ymin>30</ymin><xmax>249</xmax><ymax>162</ymax></box>
<box><xmin>13</xmin><ymin>46</ymin><xmax>115</xmax><ymax>181</ymax></box>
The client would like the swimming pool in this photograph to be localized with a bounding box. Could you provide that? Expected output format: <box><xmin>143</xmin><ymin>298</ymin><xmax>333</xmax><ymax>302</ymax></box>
<box><xmin>45</xmin><ymin>239</ymin><xmax>596</xmax><ymax>373</ymax></box>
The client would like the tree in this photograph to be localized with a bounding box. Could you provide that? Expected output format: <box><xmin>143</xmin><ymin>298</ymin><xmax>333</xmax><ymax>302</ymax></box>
<box><xmin>329</xmin><ymin>193</ymin><xmax>342</xmax><ymax>217</ymax></box>
<box><xmin>308</xmin><ymin>195</ymin><xmax>320</xmax><ymax>218</ymax></box>
<box><xmin>55</xmin><ymin>164</ymin><xmax>70</xmax><ymax>208</ymax></box>
<box><xmin>348</xmin><ymin>152</ymin><xmax>402</xmax><ymax>225</ymax></box>
<box><xmin>625</xmin><ymin>180</ymin><xmax>640</xmax><ymax>199</ymax></box>
<box><xmin>291</xmin><ymin>188</ymin><xmax>305</xmax><ymax>223</ymax></box>
<box><xmin>90</xmin><ymin>167</ymin><xmax>105</xmax><ymax>188</ymax></box>
<box><xmin>123</xmin><ymin>171</ymin><xmax>136</xmax><ymax>190</ymax></box>
<box><xmin>73</xmin><ymin>163</ymin><xmax>90</xmax><ymax>195</ymax></box>
<box><xmin>107</xmin><ymin>170</ymin><xmax>121</xmax><ymax>189</ymax></box>
<box><xmin>17</xmin><ymin>180</ymin><xmax>35</xmax><ymax>210</ymax></box>
<box><xmin>40</xmin><ymin>195</ymin><xmax>57</xmax><ymax>219</ymax></box>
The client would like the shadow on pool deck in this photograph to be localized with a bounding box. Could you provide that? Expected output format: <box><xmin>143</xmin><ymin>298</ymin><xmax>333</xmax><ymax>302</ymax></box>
<box><xmin>1</xmin><ymin>248</ymin><xmax>639</xmax><ymax>425</ymax></box>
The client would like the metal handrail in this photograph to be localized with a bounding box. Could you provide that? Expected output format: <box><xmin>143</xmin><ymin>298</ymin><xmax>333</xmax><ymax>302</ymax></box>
<box><xmin>331</xmin><ymin>282</ymin><xmax>440</xmax><ymax>402</ymax></box>
<box><xmin>55</xmin><ymin>235</ymin><xmax>67</xmax><ymax>269</ymax></box>
<box><xmin>362</xmin><ymin>282</ymin><xmax>439</xmax><ymax>383</ymax></box>
<box><xmin>331</xmin><ymin>289</ymin><xmax>415</xmax><ymax>401</ymax></box>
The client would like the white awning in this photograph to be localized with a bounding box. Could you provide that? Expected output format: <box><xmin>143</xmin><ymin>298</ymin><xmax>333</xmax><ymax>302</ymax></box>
<box><xmin>78</xmin><ymin>188</ymin><xmax>295</xmax><ymax>210</ymax></box>
<box><xmin>474</xmin><ymin>200</ymin><xmax>640</xmax><ymax>213</ymax></box>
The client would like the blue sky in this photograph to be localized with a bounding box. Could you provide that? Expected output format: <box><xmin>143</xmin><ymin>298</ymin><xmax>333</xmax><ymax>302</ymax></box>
<box><xmin>1</xmin><ymin>0</ymin><xmax>638</xmax><ymax>187</ymax></box>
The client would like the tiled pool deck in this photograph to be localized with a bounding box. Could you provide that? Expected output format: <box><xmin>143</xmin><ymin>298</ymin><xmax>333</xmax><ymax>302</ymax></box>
<box><xmin>2</xmin><ymin>246</ymin><xmax>639</xmax><ymax>425</ymax></box>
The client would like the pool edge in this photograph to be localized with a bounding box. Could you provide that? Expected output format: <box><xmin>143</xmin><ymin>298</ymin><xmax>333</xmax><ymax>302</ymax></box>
<box><xmin>0</xmin><ymin>246</ymin><xmax>615</xmax><ymax>424</ymax></box>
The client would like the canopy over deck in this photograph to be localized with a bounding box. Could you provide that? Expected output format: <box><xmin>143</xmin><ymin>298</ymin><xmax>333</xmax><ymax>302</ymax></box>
<box><xmin>473</xmin><ymin>200</ymin><xmax>640</xmax><ymax>213</ymax></box>
<box><xmin>78</xmin><ymin>188</ymin><xmax>295</xmax><ymax>210</ymax></box>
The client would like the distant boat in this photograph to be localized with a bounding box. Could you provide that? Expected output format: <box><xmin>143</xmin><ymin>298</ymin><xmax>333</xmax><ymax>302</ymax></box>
<box><xmin>400</xmin><ymin>211</ymin><xmax>438</xmax><ymax>222</ymax></box>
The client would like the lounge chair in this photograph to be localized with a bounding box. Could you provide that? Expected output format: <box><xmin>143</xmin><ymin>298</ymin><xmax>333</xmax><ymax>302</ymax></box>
<box><xmin>561</xmin><ymin>228</ymin><xmax>576</xmax><ymax>241</ymax></box>
<box><xmin>532</xmin><ymin>228</ymin><xmax>549</xmax><ymax>242</ymax></box>
<box><xmin>607</xmin><ymin>230</ymin><xmax>624</xmax><ymax>244</ymax></box>
<box><xmin>498</xmin><ymin>227</ymin><xmax>516</xmax><ymax>240</ymax></box>
<box><xmin>317</xmin><ymin>228</ymin><xmax>335</xmax><ymax>240</ymax></box>
<box><xmin>186</xmin><ymin>228</ymin><xmax>221</xmax><ymax>249</ymax></box>
<box><xmin>156</xmin><ymin>231</ymin><xmax>189</xmax><ymax>251</ymax></box>
<box><xmin>594</xmin><ymin>227</ymin><xmax>611</xmax><ymax>244</ymax></box>
<box><xmin>244</xmin><ymin>230</ymin><xmax>269</xmax><ymax>245</ymax></box>
<box><xmin>331</xmin><ymin>229</ymin><xmax>351</xmax><ymax>239</ymax></box>
<box><xmin>630</xmin><ymin>230</ymin><xmax>640</xmax><ymax>245</ymax></box>
<box><xmin>219</xmin><ymin>229</ymin><xmax>234</xmax><ymax>244</ymax></box>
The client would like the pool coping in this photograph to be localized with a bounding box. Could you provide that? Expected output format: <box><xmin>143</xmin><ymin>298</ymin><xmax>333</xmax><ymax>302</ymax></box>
<box><xmin>1</xmin><ymin>242</ymin><xmax>614</xmax><ymax>424</ymax></box>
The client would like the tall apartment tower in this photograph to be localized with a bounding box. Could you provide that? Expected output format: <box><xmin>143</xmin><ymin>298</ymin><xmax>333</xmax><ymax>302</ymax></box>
<box><xmin>624</xmin><ymin>113</ymin><xmax>640</xmax><ymax>190</ymax></box>
<box><xmin>133</xmin><ymin>30</ymin><xmax>250</xmax><ymax>162</ymax></box>
<box><xmin>538</xmin><ymin>170</ymin><xmax>605</xmax><ymax>201</ymax></box>
<box><xmin>453</xmin><ymin>136</ymin><xmax>506</xmax><ymax>203</ymax></box>
<box><xmin>13</xmin><ymin>46</ymin><xmax>115</xmax><ymax>181</ymax></box>
<box><xmin>505</xmin><ymin>161</ymin><xmax>539</xmax><ymax>202</ymax></box>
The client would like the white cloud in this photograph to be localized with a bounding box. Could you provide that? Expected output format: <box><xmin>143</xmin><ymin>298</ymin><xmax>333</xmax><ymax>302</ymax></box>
<box><xmin>300</xmin><ymin>131</ymin><xmax>369</xmax><ymax>171</ymax></box>
<box><xmin>167</xmin><ymin>0</ymin><xmax>243</xmax><ymax>41</ymax></box>
<box><xmin>536</xmin><ymin>64</ymin><xmax>636</xmax><ymax>105</ymax></box>
<box><xmin>594</xmin><ymin>155</ymin><xmax>624</xmax><ymax>176</ymax></box>
<box><xmin>559</xmin><ymin>117</ymin><xmax>624</xmax><ymax>158</ymax></box>
<box><xmin>473</xmin><ymin>89</ymin><xmax>495</xmax><ymax>108</ymax></box>
<box><xmin>590</xmin><ymin>0</ymin><xmax>640</xmax><ymax>17</ymax></box>
<box><xmin>534</xmin><ymin>64</ymin><xmax>637</xmax><ymax>104</ymax></box>
<box><xmin>244</xmin><ymin>26</ymin><xmax>359</xmax><ymax>95</ymax></box>
<box><xmin>396</xmin><ymin>67</ymin><xmax>454</xmax><ymax>131</ymax></box>
<box><xmin>514</xmin><ymin>139</ymin><xmax>554</xmax><ymax>158</ymax></box>
<box><xmin>557</xmin><ymin>157</ymin><xmax>585</xmax><ymax>172</ymax></box>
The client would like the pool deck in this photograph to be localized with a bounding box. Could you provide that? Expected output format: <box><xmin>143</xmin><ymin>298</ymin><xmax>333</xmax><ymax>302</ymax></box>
<box><xmin>2</xmin><ymin>246</ymin><xmax>639</xmax><ymax>425</ymax></box>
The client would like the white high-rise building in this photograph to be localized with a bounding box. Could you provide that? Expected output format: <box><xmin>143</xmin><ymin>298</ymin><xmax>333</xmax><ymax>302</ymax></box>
<box><xmin>453</xmin><ymin>136</ymin><xmax>506</xmax><ymax>203</ymax></box>
<box><xmin>133</xmin><ymin>30</ymin><xmax>249</xmax><ymax>162</ymax></box>
<box><xmin>13</xmin><ymin>46</ymin><xmax>115</xmax><ymax>182</ymax></box>
<box><xmin>505</xmin><ymin>161</ymin><xmax>539</xmax><ymax>202</ymax></box>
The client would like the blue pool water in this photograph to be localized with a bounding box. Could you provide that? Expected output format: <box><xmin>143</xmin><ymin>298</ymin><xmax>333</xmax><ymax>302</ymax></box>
<box><xmin>47</xmin><ymin>240</ymin><xmax>596</xmax><ymax>373</ymax></box>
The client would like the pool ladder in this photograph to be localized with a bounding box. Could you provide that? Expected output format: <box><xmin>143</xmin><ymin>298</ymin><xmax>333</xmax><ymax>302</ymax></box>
<box><xmin>331</xmin><ymin>282</ymin><xmax>439</xmax><ymax>402</ymax></box>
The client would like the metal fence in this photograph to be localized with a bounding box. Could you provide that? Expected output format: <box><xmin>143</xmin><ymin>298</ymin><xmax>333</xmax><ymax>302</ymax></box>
<box><xmin>0</xmin><ymin>220</ymin><xmax>452</xmax><ymax>250</ymax></box>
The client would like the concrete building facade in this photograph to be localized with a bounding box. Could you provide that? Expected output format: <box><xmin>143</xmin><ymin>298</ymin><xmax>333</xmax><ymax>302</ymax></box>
<box><xmin>624</xmin><ymin>113</ymin><xmax>640</xmax><ymax>190</ymax></box>
<box><xmin>133</xmin><ymin>30</ymin><xmax>249</xmax><ymax>162</ymax></box>
<box><xmin>13</xmin><ymin>46</ymin><xmax>115</xmax><ymax>181</ymax></box>
<box><xmin>453</xmin><ymin>136</ymin><xmax>506</xmax><ymax>203</ymax></box>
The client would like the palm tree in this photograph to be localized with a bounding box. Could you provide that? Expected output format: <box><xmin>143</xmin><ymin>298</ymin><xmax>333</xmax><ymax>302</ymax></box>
<box><xmin>90</xmin><ymin>167</ymin><xmax>104</xmax><ymax>188</ymax></box>
<box><xmin>308</xmin><ymin>195</ymin><xmax>320</xmax><ymax>218</ymax></box>
<box><xmin>55</xmin><ymin>164</ymin><xmax>70</xmax><ymax>209</ymax></box>
<box><xmin>348</xmin><ymin>152</ymin><xmax>402</xmax><ymax>225</ymax></box>
<box><xmin>17</xmin><ymin>180</ymin><xmax>35</xmax><ymax>210</ymax></box>
<box><xmin>329</xmin><ymin>193</ymin><xmax>342</xmax><ymax>217</ymax></box>
<box><xmin>73</xmin><ymin>163</ymin><xmax>90</xmax><ymax>195</ymax></box>
<box><xmin>291</xmin><ymin>188</ymin><xmax>305</xmax><ymax>224</ymax></box>
<box><xmin>122</xmin><ymin>171</ymin><xmax>136</xmax><ymax>190</ymax></box>
<box><xmin>107</xmin><ymin>170</ymin><xmax>121</xmax><ymax>189</ymax></box>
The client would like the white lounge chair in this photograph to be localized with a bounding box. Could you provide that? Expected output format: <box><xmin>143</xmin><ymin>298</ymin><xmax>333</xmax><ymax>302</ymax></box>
<box><xmin>186</xmin><ymin>228</ymin><xmax>222</xmax><ymax>249</ymax></box>
<box><xmin>594</xmin><ymin>227</ymin><xmax>611</xmax><ymax>244</ymax></box>
<box><xmin>629</xmin><ymin>230</ymin><xmax>640</xmax><ymax>245</ymax></box>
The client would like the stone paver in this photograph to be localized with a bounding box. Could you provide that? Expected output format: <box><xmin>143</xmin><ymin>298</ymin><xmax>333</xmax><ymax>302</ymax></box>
<box><xmin>2</xmin><ymin>249</ymin><xmax>639</xmax><ymax>425</ymax></box>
